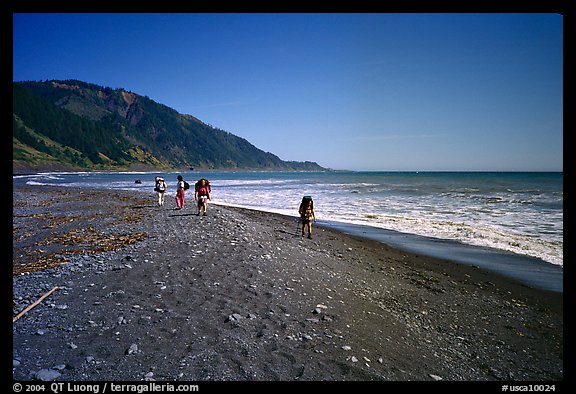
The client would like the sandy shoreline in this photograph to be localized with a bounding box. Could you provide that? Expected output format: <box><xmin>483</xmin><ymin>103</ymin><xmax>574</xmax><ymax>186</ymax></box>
<box><xmin>12</xmin><ymin>184</ymin><xmax>563</xmax><ymax>383</ymax></box>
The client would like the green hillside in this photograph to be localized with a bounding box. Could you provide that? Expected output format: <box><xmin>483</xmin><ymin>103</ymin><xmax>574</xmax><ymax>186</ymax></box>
<box><xmin>13</xmin><ymin>80</ymin><xmax>326</xmax><ymax>173</ymax></box>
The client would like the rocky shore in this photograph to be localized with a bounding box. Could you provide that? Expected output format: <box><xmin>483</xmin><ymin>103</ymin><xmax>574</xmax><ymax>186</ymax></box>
<box><xmin>12</xmin><ymin>185</ymin><xmax>563</xmax><ymax>383</ymax></box>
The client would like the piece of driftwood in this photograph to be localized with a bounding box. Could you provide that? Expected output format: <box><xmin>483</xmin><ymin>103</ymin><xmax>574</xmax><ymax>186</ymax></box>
<box><xmin>13</xmin><ymin>286</ymin><xmax>60</xmax><ymax>323</ymax></box>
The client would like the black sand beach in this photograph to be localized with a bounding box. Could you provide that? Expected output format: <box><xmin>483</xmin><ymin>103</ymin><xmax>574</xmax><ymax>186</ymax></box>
<box><xmin>12</xmin><ymin>184</ymin><xmax>563</xmax><ymax>383</ymax></box>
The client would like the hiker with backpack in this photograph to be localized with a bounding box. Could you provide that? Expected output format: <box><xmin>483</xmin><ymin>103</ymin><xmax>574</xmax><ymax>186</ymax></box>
<box><xmin>154</xmin><ymin>176</ymin><xmax>167</xmax><ymax>206</ymax></box>
<box><xmin>195</xmin><ymin>178</ymin><xmax>212</xmax><ymax>216</ymax></box>
<box><xmin>298</xmin><ymin>196</ymin><xmax>316</xmax><ymax>239</ymax></box>
<box><xmin>175</xmin><ymin>175</ymin><xmax>189</xmax><ymax>210</ymax></box>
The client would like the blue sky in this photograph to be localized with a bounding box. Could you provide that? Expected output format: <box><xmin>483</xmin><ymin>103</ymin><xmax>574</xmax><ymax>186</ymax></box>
<box><xmin>13</xmin><ymin>13</ymin><xmax>563</xmax><ymax>171</ymax></box>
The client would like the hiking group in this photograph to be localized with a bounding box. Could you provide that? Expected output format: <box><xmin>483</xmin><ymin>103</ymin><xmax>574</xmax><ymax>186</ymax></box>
<box><xmin>155</xmin><ymin>175</ymin><xmax>316</xmax><ymax>238</ymax></box>
<box><xmin>155</xmin><ymin>175</ymin><xmax>212</xmax><ymax>215</ymax></box>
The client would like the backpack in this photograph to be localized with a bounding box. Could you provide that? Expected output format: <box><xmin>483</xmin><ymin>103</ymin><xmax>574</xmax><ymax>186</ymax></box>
<box><xmin>183</xmin><ymin>181</ymin><xmax>190</xmax><ymax>190</ymax></box>
<box><xmin>154</xmin><ymin>176</ymin><xmax>166</xmax><ymax>193</ymax></box>
<box><xmin>195</xmin><ymin>179</ymin><xmax>211</xmax><ymax>194</ymax></box>
<box><xmin>299</xmin><ymin>196</ymin><xmax>314</xmax><ymax>221</ymax></box>
<box><xmin>301</xmin><ymin>196</ymin><xmax>313</xmax><ymax>208</ymax></box>
<box><xmin>155</xmin><ymin>179</ymin><xmax>166</xmax><ymax>192</ymax></box>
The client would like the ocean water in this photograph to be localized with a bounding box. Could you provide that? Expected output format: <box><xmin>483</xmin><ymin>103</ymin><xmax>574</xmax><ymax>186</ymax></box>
<box><xmin>14</xmin><ymin>171</ymin><xmax>563</xmax><ymax>290</ymax></box>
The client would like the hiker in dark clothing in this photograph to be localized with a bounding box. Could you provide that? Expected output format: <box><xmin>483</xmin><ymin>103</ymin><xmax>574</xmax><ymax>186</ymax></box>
<box><xmin>298</xmin><ymin>196</ymin><xmax>316</xmax><ymax>239</ymax></box>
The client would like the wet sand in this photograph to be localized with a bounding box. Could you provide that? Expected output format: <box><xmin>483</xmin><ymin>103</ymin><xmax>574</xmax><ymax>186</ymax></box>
<box><xmin>321</xmin><ymin>221</ymin><xmax>563</xmax><ymax>292</ymax></box>
<box><xmin>12</xmin><ymin>184</ymin><xmax>563</xmax><ymax>384</ymax></box>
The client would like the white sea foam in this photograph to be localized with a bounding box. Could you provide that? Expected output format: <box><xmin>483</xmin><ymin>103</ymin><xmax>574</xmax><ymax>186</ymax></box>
<box><xmin>209</xmin><ymin>173</ymin><xmax>563</xmax><ymax>267</ymax></box>
<box><xmin>228</xmin><ymin>200</ymin><xmax>563</xmax><ymax>266</ymax></box>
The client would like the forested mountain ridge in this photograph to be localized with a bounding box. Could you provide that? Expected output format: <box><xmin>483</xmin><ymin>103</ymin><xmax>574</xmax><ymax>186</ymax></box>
<box><xmin>13</xmin><ymin>80</ymin><xmax>326</xmax><ymax>173</ymax></box>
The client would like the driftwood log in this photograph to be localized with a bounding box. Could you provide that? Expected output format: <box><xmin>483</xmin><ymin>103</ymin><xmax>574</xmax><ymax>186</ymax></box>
<box><xmin>13</xmin><ymin>286</ymin><xmax>60</xmax><ymax>323</ymax></box>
